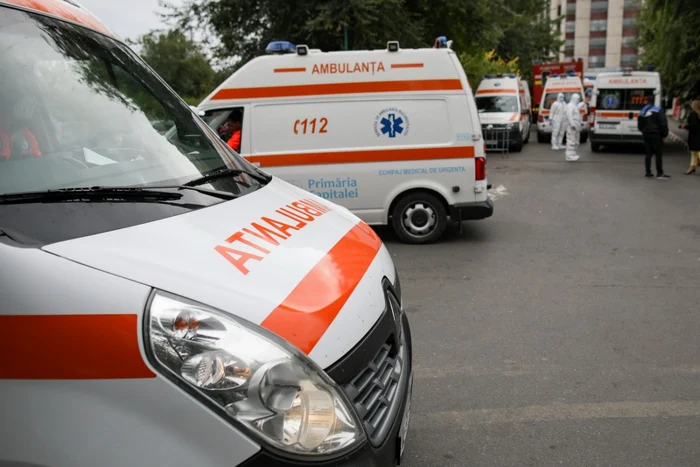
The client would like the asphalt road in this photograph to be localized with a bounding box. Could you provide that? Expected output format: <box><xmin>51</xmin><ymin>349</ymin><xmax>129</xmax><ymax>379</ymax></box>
<box><xmin>380</xmin><ymin>132</ymin><xmax>700</xmax><ymax>467</ymax></box>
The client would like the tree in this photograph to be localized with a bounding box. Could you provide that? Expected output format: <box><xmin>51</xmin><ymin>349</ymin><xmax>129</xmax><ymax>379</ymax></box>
<box><xmin>134</xmin><ymin>29</ymin><xmax>217</xmax><ymax>102</ymax></box>
<box><xmin>638</xmin><ymin>0</ymin><xmax>700</xmax><ymax>100</ymax></box>
<box><xmin>459</xmin><ymin>50</ymin><xmax>520</xmax><ymax>87</ymax></box>
<box><xmin>162</xmin><ymin>0</ymin><xmax>561</xmax><ymax>84</ymax></box>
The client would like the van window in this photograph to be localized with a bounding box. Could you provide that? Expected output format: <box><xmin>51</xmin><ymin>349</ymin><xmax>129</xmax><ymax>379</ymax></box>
<box><xmin>249</xmin><ymin>99</ymin><xmax>451</xmax><ymax>154</ymax></box>
<box><xmin>0</xmin><ymin>8</ymin><xmax>264</xmax><ymax>197</ymax></box>
<box><xmin>476</xmin><ymin>96</ymin><xmax>518</xmax><ymax>113</ymax></box>
<box><xmin>543</xmin><ymin>91</ymin><xmax>579</xmax><ymax>109</ymax></box>
<box><xmin>597</xmin><ymin>88</ymin><xmax>655</xmax><ymax>111</ymax></box>
<box><xmin>203</xmin><ymin>107</ymin><xmax>245</xmax><ymax>153</ymax></box>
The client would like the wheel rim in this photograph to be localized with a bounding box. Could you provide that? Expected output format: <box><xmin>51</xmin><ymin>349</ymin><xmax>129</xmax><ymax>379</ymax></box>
<box><xmin>402</xmin><ymin>202</ymin><xmax>437</xmax><ymax>238</ymax></box>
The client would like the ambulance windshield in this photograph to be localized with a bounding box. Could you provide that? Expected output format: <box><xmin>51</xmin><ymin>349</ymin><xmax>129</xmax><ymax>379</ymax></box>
<box><xmin>0</xmin><ymin>7</ymin><xmax>266</xmax><ymax>198</ymax></box>
<box><xmin>476</xmin><ymin>96</ymin><xmax>519</xmax><ymax>113</ymax></box>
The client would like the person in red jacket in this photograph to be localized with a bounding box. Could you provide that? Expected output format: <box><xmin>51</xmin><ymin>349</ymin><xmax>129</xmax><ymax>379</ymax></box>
<box><xmin>0</xmin><ymin>99</ymin><xmax>42</xmax><ymax>161</ymax></box>
<box><xmin>224</xmin><ymin>113</ymin><xmax>242</xmax><ymax>153</ymax></box>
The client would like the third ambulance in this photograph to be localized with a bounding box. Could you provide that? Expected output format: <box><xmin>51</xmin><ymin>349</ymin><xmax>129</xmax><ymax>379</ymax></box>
<box><xmin>536</xmin><ymin>74</ymin><xmax>588</xmax><ymax>143</ymax></box>
<box><xmin>0</xmin><ymin>1</ymin><xmax>412</xmax><ymax>466</ymax></box>
<box><xmin>475</xmin><ymin>74</ymin><xmax>531</xmax><ymax>152</ymax></box>
<box><xmin>197</xmin><ymin>40</ymin><xmax>492</xmax><ymax>244</ymax></box>
<box><xmin>589</xmin><ymin>70</ymin><xmax>662</xmax><ymax>152</ymax></box>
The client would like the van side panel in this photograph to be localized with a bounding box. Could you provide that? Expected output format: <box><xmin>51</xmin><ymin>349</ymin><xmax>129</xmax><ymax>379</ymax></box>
<box><xmin>249</xmin><ymin>94</ymin><xmax>478</xmax><ymax>224</ymax></box>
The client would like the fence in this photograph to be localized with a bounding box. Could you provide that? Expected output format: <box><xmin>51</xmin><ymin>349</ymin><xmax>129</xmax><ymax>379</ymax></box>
<box><xmin>482</xmin><ymin>126</ymin><xmax>512</xmax><ymax>153</ymax></box>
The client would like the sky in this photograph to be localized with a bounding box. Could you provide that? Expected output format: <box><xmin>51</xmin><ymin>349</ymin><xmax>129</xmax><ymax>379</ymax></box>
<box><xmin>78</xmin><ymin>0</ymin><xmax>182</xmax><ymax>40</ymax></box>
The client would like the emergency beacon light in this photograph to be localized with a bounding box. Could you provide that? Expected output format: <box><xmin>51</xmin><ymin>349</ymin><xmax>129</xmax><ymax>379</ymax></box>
<box><xmin>387</xmin><ymin>41</ymin><xmax>399</xmax><ymax>52</ymax></box>
<box><xmin>266</xmin><ymin>41</ymin><xmax>296</xmax><ymax>54</ymax></box>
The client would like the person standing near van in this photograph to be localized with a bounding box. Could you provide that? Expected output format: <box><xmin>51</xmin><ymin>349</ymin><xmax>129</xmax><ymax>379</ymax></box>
<box><xmin>681</xmin><ymin>100</ymin><xmax>700</xmax><ymax>174</ymax></box>
<box><xmin>638</xmin><ymin>103</ymin><xmax>670</xmax><ymax>179</ymax></box>
<box><xmin>564</xmin><ymin>93</ymin><xmax>582</xmax><ymax>161</ymax></box>
<box><xmin>550</xmin><ymin>93</ymin><xmax>567</xmax><ymax>150</ymax></box>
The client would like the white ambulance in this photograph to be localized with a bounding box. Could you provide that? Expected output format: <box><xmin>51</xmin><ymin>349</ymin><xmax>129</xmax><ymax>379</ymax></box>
<box><xmin>589</xmin><ymin>71</ymin><xmax>662</xmax><ymax>152</ymax></box>
<box><xmin>475</xmin><ymin>74</ymin><xmax>531</xmax><ymax>152</ymax></box>
<box><xmin>0</xmin><ymin>1</ymin><xmax>412</xmax><ymax>466</ymax></box>
<box><xmin>536</xmin><ymin>74</ymin><xmax>589</xmax><ymax>143</ymax></box>
<box><xmin>197</xmin><ymin>40</ymin><xmax>492</xmax><ymax>244</ymax></box>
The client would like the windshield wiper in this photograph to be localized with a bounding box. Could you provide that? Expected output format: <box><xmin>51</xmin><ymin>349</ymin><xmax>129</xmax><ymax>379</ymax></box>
<box><xmin>184</xmin><ymin>167</ymin><xmax>269</xmax><ymax>188</ymax></box>
<box><xmin>0</xmin><ymin>187</ymin><xmax>183</xmax><ymax>205</ymax></box>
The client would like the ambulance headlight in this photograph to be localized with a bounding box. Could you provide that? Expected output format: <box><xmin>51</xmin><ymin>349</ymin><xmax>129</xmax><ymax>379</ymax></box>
<box><xmin>146</xmin><ymin>291</ymin><xmax>364</xmax><ymax>458</ymax></box>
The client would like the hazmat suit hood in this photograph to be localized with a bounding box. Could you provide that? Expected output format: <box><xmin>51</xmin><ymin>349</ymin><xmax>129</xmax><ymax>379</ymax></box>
<box><xmin>557</xmin><ymin>93</ymin><xmax>565</xmax><ymax>102</ymax></box>
<box><xmin>570</xmin><ymin>93</ymin><xmax>581</xmax><ymax>105</ymax></box>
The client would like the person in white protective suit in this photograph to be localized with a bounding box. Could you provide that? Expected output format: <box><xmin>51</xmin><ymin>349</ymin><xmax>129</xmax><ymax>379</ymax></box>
<box><xmin>565</xmin><ymin>93</ymin><xmax>583</xmax><ymax>161</ymax></box>
<box><xmin>549</xmin><ymin>93</ymin><xmax>567</xmax><ymax>150</ymax></box>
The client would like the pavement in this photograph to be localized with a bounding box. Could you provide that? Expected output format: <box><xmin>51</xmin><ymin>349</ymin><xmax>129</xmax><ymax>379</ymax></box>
<box><xmin>378</xmin><ymin>132</ymin><xmax>700</xmax><ymax>466</ymax></box>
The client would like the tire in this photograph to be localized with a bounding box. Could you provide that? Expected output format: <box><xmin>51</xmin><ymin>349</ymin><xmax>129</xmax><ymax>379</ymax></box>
<box><xmin>391</xmin><ymin>192</ymin><xmax>447</xmax><ymax>244</ymax></box>
<box><xmin>537</xmin><ymin>131</ymin><xmax>545</xmax><ymax>143</ymax></box>
<box><xmin>510</xmin><ymin>133</ymin><xmax>523</xmax><ymax>152</ymax></box>
<box><xmin>591</xmin><ymin>142</ymin><xmax>601</xmax><ymax>152</ymax></box>
<box><xmin>580</xmin><ymin>132</ymin><xmax>588</xmax><ymax>144</ymax></box>
<box><xmin>523</xmin><ymin>126</ymin><xmax>530</xmax><ymax>144</ymax></box>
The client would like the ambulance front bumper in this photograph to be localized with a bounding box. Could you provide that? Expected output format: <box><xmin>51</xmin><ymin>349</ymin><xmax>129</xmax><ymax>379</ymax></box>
<box><xmin>590</xmin><ymin>132</ymin><xmax>644</xmax><ymax>144</ymax></box>
<box><xmin>450</xmin><ymin>198</ymin><xmax>494</xmax><ymax>221</ymax></box>
<box><xmin>240</xmin><ymin>280</ymin><xmax>413</xmax><ymax>467</ymax></box>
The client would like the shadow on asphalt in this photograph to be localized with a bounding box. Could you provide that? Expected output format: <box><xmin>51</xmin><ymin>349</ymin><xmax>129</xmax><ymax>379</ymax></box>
<box><xmin>373</xmin><ymin>222</ymin><xmax>491</xmax><ymax>246</ymax></box>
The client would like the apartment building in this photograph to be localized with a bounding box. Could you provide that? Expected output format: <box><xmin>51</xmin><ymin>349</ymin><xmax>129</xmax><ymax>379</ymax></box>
<box><xmin>546</xmin><ymin>0</ymin><xmax>642</xmax><ymax>70</ymax></box>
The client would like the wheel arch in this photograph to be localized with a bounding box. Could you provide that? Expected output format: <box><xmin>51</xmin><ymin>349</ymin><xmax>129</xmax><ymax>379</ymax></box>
<box><xmin>386</xmin><ymin>184</ymin><xmax>451</xmax><ymax>224</ymax></box>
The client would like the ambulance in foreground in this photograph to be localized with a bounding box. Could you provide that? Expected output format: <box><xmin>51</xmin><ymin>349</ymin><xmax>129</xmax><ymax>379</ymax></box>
<box><xmin>475</xmin><ymin>74</ymin><xmax>531</xmax><ymax>152</ymax></box>
<box><xmin>0</xmin><ymin>2</ymin><xmax>412</xmax><ymax>466</ymax></box>
<box><xmin>536</xmin><ymin>74</ymin><xmax>589</xmax><ymax>143</ymax></box>
<box><xmin>588</xmin><ymin>70</ymin><xmax>662</xmax><ymax>152</ymax></box>
<box><xmin>197</xmin><ymin>39</ymin><xmax>492</xmax><ymax>245</ymax></box>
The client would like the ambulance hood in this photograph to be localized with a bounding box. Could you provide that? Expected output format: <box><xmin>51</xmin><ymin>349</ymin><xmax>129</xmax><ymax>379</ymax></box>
<box><xmin>43</xmin><ymin>178</ymin><xmax>395</xmax><ymax>368</ymax></box>
<box><xmin>479</xmin><ymin>111</ymin><xmax>520</xmax><ymax>124</ymax></box>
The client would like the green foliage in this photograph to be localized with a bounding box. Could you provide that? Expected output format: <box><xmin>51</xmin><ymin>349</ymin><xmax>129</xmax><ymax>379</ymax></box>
<box><xmin>459</xmin><ymin>50</ymin><xmax>520</xmax><ymax>87</ymax></box>
<box><xmin>133</xmin><ymin>29</ymin><xmax>218</xmax><ymax>102</ymax></box>
<box><xmin>162</xmin><ymin>0</ymin><xmax>562</xmax><ymax>85</ymax></box>
<box><xmin>638</xmin><ymin>0</ymin><xmax>700</xmax><ymax>99</ymax></box>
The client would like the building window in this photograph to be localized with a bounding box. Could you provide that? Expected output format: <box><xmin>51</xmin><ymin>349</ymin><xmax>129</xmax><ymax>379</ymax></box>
<box><xmin>565</xmin><ymin>38</ymin><xmax>575</xmax><ymax>48</ymax></box>
<box><xmin>557</xmin><ymin>4</ymin><xmax>562</xmax><ymax>16</ymax></box>
<box><xmin>589</xmin><ymin>55</ymin><xmax>606</xmax><ymax>68</ymax></box>
<box><xmin>622</xmin><ymin>36</ymin><xmax>637</xmax><ymax>47</ymax></box>
<box><xmin>591</xmin><ymin>1</ymin><xmax>609</xmax><ymax>12</ymax></box>
<box><xmin>623</xmin><ymin>17</ymin><xmax>637</xmax><ymax>28</ymax></box>
<box><xmin>624</xmin><ymin>0</ymin><xmax>640</xmax><ymax>8</ymax></box>
<box><xmin>589</xmin><ymin>37</ymin><xmax>607</xmax><ymax>49</ymax></box>
<box><xmin>590</xmin><ymin>19</ymin><xmax>608</xmax><ymax>31</ymax></box>
<box><xmin>566</xmin><ymin>2</ymin><xmax>576</xmax><ymax>14</ymax></box>
<box><xmin>566</xmin><ymin>21</ymin><xmax>576</xmax><ymax>33</ymax></box>
<box><xmin>621</xmin><ymin>54</ymin><xmax>638</xmax><ymax>66</ymax></box>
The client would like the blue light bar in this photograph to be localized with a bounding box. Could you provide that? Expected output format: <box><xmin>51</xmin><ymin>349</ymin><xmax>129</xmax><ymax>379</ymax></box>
<box><xmin>266</xmin><ymin>41</ymin><xmax>296</xmax><ymax>53</ymax></box>
<box><xmin>646</xmin><ymin>65</ymin><xmax>654</xmax><ymax>71</ymax></box>
<box><xmin>566</xmin><ymin>70</ymin><xmax>575</xmax><ymax>76</ymax></box>
<box><xmin>438</xmin><ymin>36</ymin><xmax>447</xmax><ymax>44</ymax></box>
<box><xmin>484</xmin><ymin>74</ymin><xmax>495</xmax><ymax>79</ymax></box>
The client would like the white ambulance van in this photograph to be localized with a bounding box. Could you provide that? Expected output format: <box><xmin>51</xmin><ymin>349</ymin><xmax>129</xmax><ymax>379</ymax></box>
<box><xmin>536</xmin><ymin>74</ymin><xmax>588</xmax><ymax>143</ymax></box>
<box><xmin>589</xmin><ymin>71</ymin><xmax>662</xmax><ymax>152</ymax></box>
<box><xmin>0</xmin><ymin>1</ymin><xmax>412</xmax><ymax>466</ymax></box>
<box><xmin>475</xmin><ymin>74</ymin><xmax>531</xmax><ymax>152</ymax></box>
<box><xmin>197</xmin><ymin>40</ymin><xmax>492</xmax><ymax>244</ymax></box>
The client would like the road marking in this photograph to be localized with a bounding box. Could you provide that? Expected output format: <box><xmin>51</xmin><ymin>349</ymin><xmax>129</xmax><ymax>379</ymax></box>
<box><xmin>488</xmin><ymin>184</ymin><xmax>509</xmax><ymax>201</ymax></box>
<box><xmin>412</xmin><ymin>400</ymin><xmax>700</xmax><ymax>428</ymax></box>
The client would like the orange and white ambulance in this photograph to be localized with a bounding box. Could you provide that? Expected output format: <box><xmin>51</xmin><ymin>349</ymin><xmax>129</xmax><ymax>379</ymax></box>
<box><xmin>197</xmin><ymin>40</ymin><xmax>492</xmax><ymax>244</ymax></box>
<box><xmin>0</xmin><ymin>1</ymin><xmax>412</xmax><ymax>466</ymax></box>
<box><xmin>536</xmin><ymin>74</ymin><xmax>589</xmax><ymax>143</ymax></box>
<box><xmin>475</xmin><ymin>74</ymin><xmax>531</xmax><ymax>152</ymax></box>
<box><xmin>589</xmin><ymin>70</ymin><xmax>662</xmax><ymax>152</ymax></box>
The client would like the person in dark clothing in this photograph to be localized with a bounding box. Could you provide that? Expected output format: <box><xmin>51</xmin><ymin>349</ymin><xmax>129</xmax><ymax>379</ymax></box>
<box><xmin>680</xmin><ymin>100</ymin><xmax>700</xmax><ymax>174</ymax></box>
<box><xmin>638</xmin><ymin>103</ymin><xmax>670</xmax><ymax>179</ymax></box>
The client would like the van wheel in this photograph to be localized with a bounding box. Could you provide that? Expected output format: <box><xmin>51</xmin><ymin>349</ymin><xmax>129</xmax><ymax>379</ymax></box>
<box><xmin>392</xmin><ymin>192</ymin><xmax>447</xmax><ymax>244</ymax></box>
<box><xmin>591</xmin><ymin>142</ymin><xmax>601</xmax><ymax>152</ymax></box>
<box><xmin>580</xmin><ymin>132</ymin><xmax>588</xmax><ymax>144</ymax></box>
<box><xmin>510</xmin><ymin>133</ymin><xmax>523</xmax><ymax>152</ymax></box>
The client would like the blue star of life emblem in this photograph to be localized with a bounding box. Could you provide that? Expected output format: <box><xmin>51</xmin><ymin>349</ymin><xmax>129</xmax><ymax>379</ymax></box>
<box><xmin>380</xmin><ymin>113</ymin><xmax>404</xmax><ymax>138</ymax></box>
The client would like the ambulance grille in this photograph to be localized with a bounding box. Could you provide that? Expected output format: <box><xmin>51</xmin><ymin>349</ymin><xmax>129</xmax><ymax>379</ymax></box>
<box><xmin>342</xmin><ymin>302</ymin><xmax>408</xmax><ymax>446</ymax></box>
